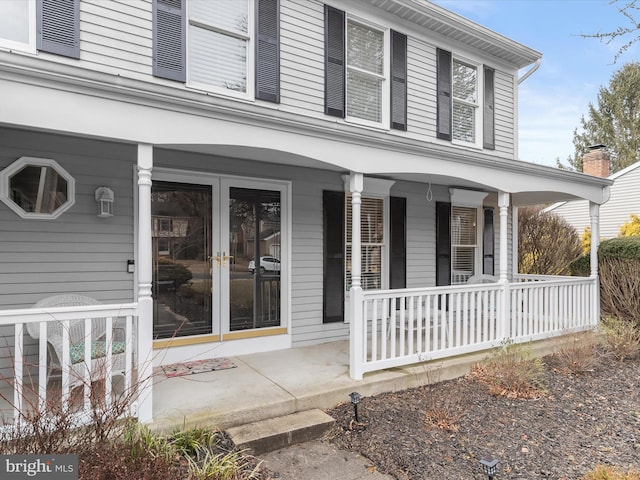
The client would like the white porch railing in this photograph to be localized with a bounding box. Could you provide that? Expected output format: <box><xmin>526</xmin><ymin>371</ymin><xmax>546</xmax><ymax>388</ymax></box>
<box><xmin>352</xmin><ymin>277</ymin><xmax>598</xmax><ymax>378</ymax></box>
<box><xmin>0</xmin><ymin>303</ymin><xmax>141</xmax><ymax>437</ymax></box>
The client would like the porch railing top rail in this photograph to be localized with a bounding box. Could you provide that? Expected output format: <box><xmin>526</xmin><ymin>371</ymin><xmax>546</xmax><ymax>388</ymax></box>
<box><xmin>0</xmin><ymin>303</ymin><xmax>139</xmax><ymax>326</ymax></box>
<box><xmin>360</xmin><ymin>282</ymin><xmax>503</xmax><ymax>300</ymax></box>
<box><xmin>514</xmin><ymin>274</ymin><xmax>589</xmax><ymax>282</ymax></box>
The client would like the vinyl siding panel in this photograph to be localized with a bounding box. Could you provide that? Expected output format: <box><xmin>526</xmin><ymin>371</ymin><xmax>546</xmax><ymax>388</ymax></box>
<box><xmin>79</xmin><ymin>0</ymin><xmax>152</xmax><ymax>76</ymax></box>
<box><xmin>406</xmin><ymin>37</ymin><xmax>437</xmax><ymax>140</ymax></box>
<box><xmin>549</xmin><ymin>164</ymin><xmax>640</xmax><ymax>239</ymax></box>
<box><xmin>0</xmin><ymin>128</ymin><xmax>136</xmax><ymax>309</ymax></box>
<box><xmin>493</xmin><ymin>70</ymin><xmax>515</xmax><ymax>157</ymax></box>
<box><xmin>279</xmin><ymin>0</ymin><xmax>325</xmax><ymax>117</ymax></box>
<box><xmin>29</xmin><ymin>0</ymin><xmax>518</xmax><ymax>160</ymax></box>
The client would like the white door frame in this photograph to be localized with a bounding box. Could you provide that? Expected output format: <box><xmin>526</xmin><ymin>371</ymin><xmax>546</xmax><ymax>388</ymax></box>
<box><xmin>149</xmin><ymin>168</ymin><xmax>291</xmax><ymax>365</ymax></box>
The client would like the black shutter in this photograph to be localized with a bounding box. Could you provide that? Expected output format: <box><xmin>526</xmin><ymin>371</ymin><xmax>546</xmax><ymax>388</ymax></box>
<box><xmin>390</xmin><ymin>31</ymin><xmax>407</xmax><ymax>131</ymax></box>
<box><xmin>389</xmin><ymin>197</ymin><xmax>406</xmax><ymax>289</ymax></box>
<box><xmin>483</xmin><ymin>67</ymin><xmax>495</xmax><ymax>150</ymax></box>
<box><xmin>435</xmin><ymin>202</ymin><xmax>451</xmax><ymax>286</ymax></box>
<box><xmin>436</xmin><ymin>48</ymin><xmax>452</xmax><ymax>141</ymax></box>
<box><xmin>483</xmin><ymin>207</ymin><xmax>495</xmax><ymax>275</ymax></box>
<box><xmin>256</xmin><ymin>0</ymin><xmax>280</xmax><ymax>103</ymax></box>
<box><xmin>153</xmin><ymin>0</ymin><xmax>186</xmax><ymax>82</ymax></box>
<box><xmin>323</xmin><ymin>191</ymin><xmax>345</xmax><ymax>323</ymax></box>
<box><xmin>325</xmin><ymin>5</ymin><xmax>345</xmax><ymax>118</ymax></box>
<box><xmin>37</xmin><ymin>0</ymin><xmax>80</xmax><ymax>59</ymax></box>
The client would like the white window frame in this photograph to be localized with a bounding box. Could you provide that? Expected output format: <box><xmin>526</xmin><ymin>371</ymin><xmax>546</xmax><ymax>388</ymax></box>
<box><xmin>345</xmin><ymin>193</ymin><xmax>387</xmax><ymax>291</ymax></box>
<box><xmin>186</xmin><ymin>0</ymin><xmax>255</xmax><ymax>100</ymax></box>
<box><xmin>451</xmin><ymin>55</ymin><xmax>483</xmax><ymax>148</ymax></box>
<box><xmin>0</xmin><ymin>0</ymin><xmax>36</xmax><ymax>53</ymax></box>
<box><xmin>345</xmin><ymin>14</ymin><xmax>390</xmax><ymax>129</ymax></box>
<box><xmin>0</xmin><ymin>156</ymin><xmax>75</xmax><ymax>220</ymax></box>
<box><xmin>450</xmin><ymin>205</ymin><xmax>483</xmax><ymax>285</ymax></box>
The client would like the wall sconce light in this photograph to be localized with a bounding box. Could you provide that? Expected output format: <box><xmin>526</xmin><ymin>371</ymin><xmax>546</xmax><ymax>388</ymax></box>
<box><xmin>95</xmin><ymin>187</ymin><xmax>114</xmax><ymax>217</ymax></box>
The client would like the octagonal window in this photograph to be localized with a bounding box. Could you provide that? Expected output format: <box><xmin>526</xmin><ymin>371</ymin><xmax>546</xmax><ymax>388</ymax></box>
<box><xmin>1</xmin><ymin>157</ymin><xmax>75</xmax><ymax>219</ymax></box>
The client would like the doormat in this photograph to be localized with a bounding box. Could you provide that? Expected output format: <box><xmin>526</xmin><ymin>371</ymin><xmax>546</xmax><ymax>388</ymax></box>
<box><xmin>162</xmin><ymin>358</ymin><xmax>237</xmax><ymax>378</ymax></box>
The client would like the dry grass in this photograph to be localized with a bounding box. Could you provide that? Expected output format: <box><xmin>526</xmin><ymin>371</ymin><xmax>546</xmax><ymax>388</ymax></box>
<box><xmin>550</xmin><ymin>331</ymin><xmax>602</xmax><ymax>374</ymax></box>
<box><xmin>581</xmin><ymin>465</ymin><xmax>640</xmax><ymax>480</ymax></box>
<box><xmin>469</xmin><ymin>340</ymin><xmax>547</xmax><ymax>399</ymax></box>
<box><xmin>600</xmin><ymin>316</ymin><xmax>640</xmax><ymax>362</ymax></box>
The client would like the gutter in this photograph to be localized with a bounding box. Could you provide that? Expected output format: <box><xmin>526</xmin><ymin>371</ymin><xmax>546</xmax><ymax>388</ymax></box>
<box><xmin>518</xmin><ymin>58</ymin><xmax>541</xmax><ymax>84</ymax></box>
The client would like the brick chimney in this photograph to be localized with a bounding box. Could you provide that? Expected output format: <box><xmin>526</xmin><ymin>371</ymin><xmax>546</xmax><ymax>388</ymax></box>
<box><xmin>583</xmin><ymin>144</ymin><xmax>610</xmax><ymax>177</ymax></box>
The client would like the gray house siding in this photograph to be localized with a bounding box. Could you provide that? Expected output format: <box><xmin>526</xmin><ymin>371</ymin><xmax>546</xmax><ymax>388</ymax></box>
<box><xmin>80</xmin><ymin>0</ymin><xmax>152</xmax><ymax>77</ymax></box>
<box><xmin>548</xmin><ymin>163</ymin><xmax>640</xmax><ymax>239</ymax></box>
<box><xmin>0</xmin><ymin>128</ymin><xmax>136</xmax><ymax>310</ymax></box>
<box><xmin>24</xmin><ymin>0</ymin><xmax>517</xmax><ymax>159</ymax></box>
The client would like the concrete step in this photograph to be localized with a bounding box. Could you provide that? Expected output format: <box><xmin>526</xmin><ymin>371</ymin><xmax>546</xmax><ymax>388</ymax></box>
<box><xmin>226</xmin><ymin>409</ymin><xmax>335</xmax><ymax>456</ymax></box>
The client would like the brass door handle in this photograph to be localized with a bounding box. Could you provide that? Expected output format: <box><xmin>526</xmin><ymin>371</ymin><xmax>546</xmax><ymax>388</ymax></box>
<box><xmin>222</xmin><ymin>253</ymin><xmax>233</xmax><ymax>267</ymax></box>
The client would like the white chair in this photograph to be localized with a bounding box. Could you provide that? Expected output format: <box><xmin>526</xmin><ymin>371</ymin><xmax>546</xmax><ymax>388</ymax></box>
<box><xmin>466</xmin><ymin>274</ymin><xmax>499</xmax><ymax>284</ymax></box>
<box><xmin>26</xmin><ymin>294</ymin><xmax>127</xmax><ymax>390</ymax></box>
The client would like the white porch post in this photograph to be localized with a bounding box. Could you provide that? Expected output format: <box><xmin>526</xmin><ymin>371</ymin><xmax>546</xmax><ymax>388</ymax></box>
<box><xmin>136</xmin><ymin>144</ymin><xmax>154</xmax><ymax>422</ymax></box>
<box><xmin>511</xmin><ymin>206</ymin><xmax>519</xmax><ymax>278</ymax></box>
<box><xmin>498</xmin><ymin>191</ymin><xmax>510</xmax><ymax>339</ymax></box>
<box><xmin>349</xmin><ymin>172</ymin><xmax>364</xmax><ymax>380</ymax></box>
<box><xmin>589</xmin><ymin>202</ymin><xmax>601</xmax><ymax>326</ymax></box>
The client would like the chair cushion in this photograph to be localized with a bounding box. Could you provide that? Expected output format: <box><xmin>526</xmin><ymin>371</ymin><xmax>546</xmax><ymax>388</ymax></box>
<box><xmin>69</xmin><ymin>341</ymin><xmax>126</xmax><ymax>364</ymax></box>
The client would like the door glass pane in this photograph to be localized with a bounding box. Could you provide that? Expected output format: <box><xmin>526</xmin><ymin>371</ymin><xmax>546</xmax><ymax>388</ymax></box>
<box><xmin>229</xmin><ymin>187</ymin><xmax>281</xmax><ymax>331</ymax></box>
<box><xmin>152</xmin><ymin>182</ymin><xmax>213</xmax><ymax>339</ymax></box>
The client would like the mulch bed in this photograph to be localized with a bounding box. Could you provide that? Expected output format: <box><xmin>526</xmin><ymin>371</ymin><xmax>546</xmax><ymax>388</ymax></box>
<box><xmin>324</xmin><ymin>355</ymin><xmax>640</xmax><ymax>479</ymax></box>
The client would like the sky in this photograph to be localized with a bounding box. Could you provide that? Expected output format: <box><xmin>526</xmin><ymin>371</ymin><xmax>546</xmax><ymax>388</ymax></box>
<box><xmin>433</xmin><ymin>0</ymin><xmax>640</xmax><ymax>168</ymax></box>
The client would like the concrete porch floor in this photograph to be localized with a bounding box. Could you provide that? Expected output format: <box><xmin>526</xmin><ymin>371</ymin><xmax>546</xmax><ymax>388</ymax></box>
<box><xmin>151</xmin><ymin>336</ymin><xmax>565</xmax><ymax>433</ymax></box>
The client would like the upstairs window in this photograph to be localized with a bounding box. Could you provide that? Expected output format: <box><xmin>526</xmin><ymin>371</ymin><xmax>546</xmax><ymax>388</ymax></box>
<box><xmin>153</xmin><ymin>0</ymin><xmax>280</xmax><ymax>103</ymax></box>
<box><xmin>437</xmin><ymin>48</ymin><xmax>494</xmax><ymax>149</ymax></box>
<box><xmin>346</xmin><ymin>20</ymin><xmax>385</xmax><ymax>124</ymax></box>
<box><xmin>452</xmin><ymin>59</ymin><xmax>478</xmax><ymax>143</ymax></box>
<box><xmin>0</xmin><ymin>0</ymin><xmax>79</xmax><ymax>57</ymax></box>
<box><xmin>188</xmin><ymin>0</ymin><xmax>252</xmax><ymax>96</ymax></box>
<box><xmin>325</xmin><ymin>6</ymin><xmax>407</xmax><ymax>130</ymax></box>
<box><xmin>0</xmin><ymin>0</ymin><xmax>35</xmax><ymax>52</ymax></box>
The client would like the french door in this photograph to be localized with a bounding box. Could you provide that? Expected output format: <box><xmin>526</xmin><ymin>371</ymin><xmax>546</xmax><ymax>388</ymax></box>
<box><xmin>151</xmin><ymin>173</ymin><xmax>286</xmax><ymax>341</ymax></box>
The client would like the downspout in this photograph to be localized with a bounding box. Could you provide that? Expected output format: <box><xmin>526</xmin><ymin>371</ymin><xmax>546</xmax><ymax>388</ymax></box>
<box><xmin>518</xmin><ymin>58</ymin><xmax>541</xmax><ymax>84</ymax></box>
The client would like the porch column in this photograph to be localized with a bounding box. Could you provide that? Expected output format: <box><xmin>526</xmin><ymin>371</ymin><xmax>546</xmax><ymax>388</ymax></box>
<box><xmin>498</xmin><ymin>191</ymin><xmax>510</xmax><ymax>340</ymax></box>
<box><xmin>137</xmin><ymin>144</ymin><xmax>154</xmax><ymax>423</ymax></box>
<box><xmin>498</xmin><ymin>192</ymin><xmax>510</xmax><ymax>283</ymax></box>
<box><xmin>589</xmin><ymin>202</ymin><xmax>600</xmax><ymax>277</ymax></box>
<box><xmin>512</xmin><ymin>206</ymin><xmax>519</xmax><ymax>278</ymax></box>
<box><xmin>349</xmin><ymin>172</ymin><xmax>364</xmax><ymax>380</ymax></box>
<box><xmin>589</xmin><ymin>202</ymin><xmax>601</xmax><ymax>326</ymax></box>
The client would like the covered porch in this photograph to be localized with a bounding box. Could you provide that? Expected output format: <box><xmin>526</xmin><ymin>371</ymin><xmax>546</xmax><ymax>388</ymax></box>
<box><xmin>0</xmin><ymin>141</ymin><xmax>613</xmax><ymax>430</ymax></box>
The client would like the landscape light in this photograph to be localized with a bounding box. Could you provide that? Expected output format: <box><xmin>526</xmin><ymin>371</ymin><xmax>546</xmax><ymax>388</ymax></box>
<box><xmin>350</xmin><ymin>391</ymin><xmax>361</xmax><ymax>422</ymax></box>
<box><xmin>480</xmin><ymin>457</ymin><xmax>499</xmax><ymax>480</ymax></box>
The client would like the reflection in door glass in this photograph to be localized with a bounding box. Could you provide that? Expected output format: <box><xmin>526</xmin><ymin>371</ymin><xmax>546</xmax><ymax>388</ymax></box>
<box><xmin>152</xmin><ymin>182</ymin><xmax>213</xmax><ymax>339</ymax></box>
<box><xmin>229</xmin><ymin>188</ymin><xmax>281</xmax><ymax>331</ymax></box>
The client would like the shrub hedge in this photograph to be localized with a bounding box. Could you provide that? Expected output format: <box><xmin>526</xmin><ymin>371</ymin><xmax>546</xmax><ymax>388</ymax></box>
<box><xmin>570</xmin><ymin>236</ymin><xmax>640</xmax><ymax>325</ymax></box>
